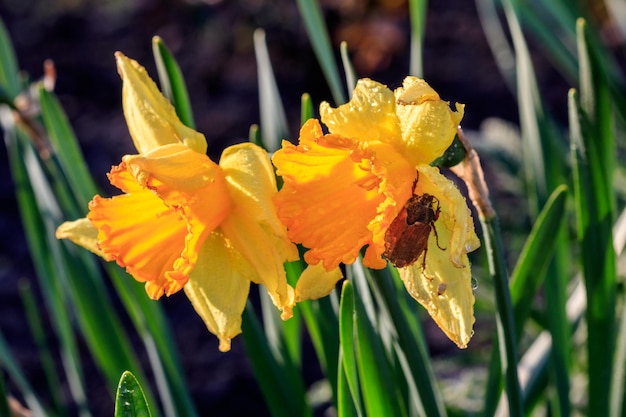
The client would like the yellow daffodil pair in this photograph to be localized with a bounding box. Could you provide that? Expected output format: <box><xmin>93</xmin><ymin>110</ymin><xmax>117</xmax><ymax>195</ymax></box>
<box><xmin>57</xmin><ymin>53</ymin><xmax>479</xmax><ymax>351</ymax></box>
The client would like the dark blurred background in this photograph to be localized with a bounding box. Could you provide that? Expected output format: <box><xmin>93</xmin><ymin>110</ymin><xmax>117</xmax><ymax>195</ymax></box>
<box><xmin>0</xmin><ymin>0</ymin><xmax>618</xmax><ymax>415</ymax></box>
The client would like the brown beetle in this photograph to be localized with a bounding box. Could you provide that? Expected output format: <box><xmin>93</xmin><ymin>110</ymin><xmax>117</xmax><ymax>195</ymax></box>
<box><xmin>383</xmin><ymin>174</ymin><xmax>446</xmax><ymax>269</ymax></box>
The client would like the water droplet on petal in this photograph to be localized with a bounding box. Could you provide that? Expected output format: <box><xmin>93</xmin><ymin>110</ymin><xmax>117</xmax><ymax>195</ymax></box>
<box><xmin>471</xmin><ymin>277</ymin><xmax>478</xmax><ymax>291</ymax></box>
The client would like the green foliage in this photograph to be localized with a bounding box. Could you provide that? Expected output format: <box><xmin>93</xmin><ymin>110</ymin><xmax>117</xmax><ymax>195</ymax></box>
<box><xmin>0</xmin><ymin>1</ymin><xmax>625</xmax><ymax>416</ymax></box>
<box><xmin>115</xmin><ymin>372</ymin><xmax>152</xmax><ymax>417</ymax></box>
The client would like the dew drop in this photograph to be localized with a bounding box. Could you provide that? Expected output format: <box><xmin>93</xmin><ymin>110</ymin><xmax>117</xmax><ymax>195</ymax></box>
<box><xmin>471</xmin><ymin>277</ymin><xmax>478</xmax><ymax>291</ymax></box>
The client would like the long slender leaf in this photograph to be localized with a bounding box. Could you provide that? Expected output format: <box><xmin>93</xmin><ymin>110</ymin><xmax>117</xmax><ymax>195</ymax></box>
<box><xmin>295</xmin><ymin>0</ymin><xmax>346</xmax><ymax>105</ymax></box>
<box><xmin>39</xmin><ymin>87</ymin><xmax>98</xmax><ymax>208</ymax></box>
<box><xmin>241</xmin><ymin>304</ymin><xmax>311</xmax><ymax>417</ymax></box>
<box><xmin>481</xmin><ymin>215</ymin><xmax>522</xmax><ymax>417</ymax></box>
<box><xmin>369</xmin><ymin>266</ymin><xmax>446</xmax><ymax>417</ymax></box>
<box><xmin>351</xmin><ymin>273</ymin><xmax>406</xmax><ymax>417</ymax></box>
<box><xmin>254</xmin><ymin>28</ymin><xmax>289</xmax><ymax>152</ymax></box>
<box><xmin>4</xmin><ymin>117</ymin><xmax>93</xmax><ymax>416</ymax></box>
<box><xmin>152</xmin><ymin>36</ymin><xmax>196</xmax><ymax>129</ymax></box>
<box><xmin>18</xmin><ymin>279</ymin><xmax>67</xmax><ymax>415</ymax></box>
<box><xmin>0</xmin><ymin>18</ymin><xmax>20</xmax><ymax>99</ymax></box>
<box><xmin>408</xmin><ymin>0</ymin><xmax>427</xmax><ymax>77</ymax></box>
<box><xmin>509</xmin><ymin>185</ymin><xmax>568</xmax><ymax>328</ymax></box>
<box><xmin>338</xmin><ymin>281</ymin><xmax>363</xmax><ymax>417</ymax></box>
<box><xmin>570</xmin><ymin>18</ymin><xmax>617</xmax><ymax>417</ymax></box>
<box><xmin>0</xmin><ymin>330</ymin><xmax>49</xmax><ymax>417</ymax></box>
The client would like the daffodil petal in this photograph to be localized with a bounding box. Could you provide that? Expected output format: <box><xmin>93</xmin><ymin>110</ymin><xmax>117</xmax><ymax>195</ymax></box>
<box><xmin>90</xmin><ymin>146</ymin><xmax>232</xmax><ymax>299</ymax></box>
<box><xmin>394</xmin><ymin>77</ymin><xmax>464</xmax><ymax>165</ymax></box>
<box><xmin>116</xmin><ymin>52</ymin><xmax>207</xmax><ymax>155</ymax></box>
<box><xmin>184</xmin><ymin>231</ymin><xmax>251</xmax><ymax>352</ymax></box>
<box><xmin>56</xmin><ymin>218</ymin><xmax>108</xmax><ymax>259</ymax></box>
<box><xmin>88</xmin><ymin>185</ymin><xmax>189</xmax><ymax>298</ymax></box>
<box><xmin>414</xmin><ymin>165</ymin><xmax>480</xmax><ymax>267</ymax></box>
<box><xmin>398</xmin><ymin>250</ymin><xmax>475</xmax><ymax>348</ymax></box>
<box><xmin>295</xmin><ymin>263</ymin><xmax>343</xmax><ymax>302</ymax></box>
<box><xmin>273</xmin><ymin>119</ymin><xmax>388</xmax><ymax>270</ymax></box>
<box><xmin>320</xmin><ymin>78</ymin><xmax>401</xmax><ymax>145</ymax></box>
<box><xmin>219</xmin><ymin>142</ymin><xmax>297</xmax><ymax>319</ymax></box>
<box><xmin>391</xmin><ymin>164</ymin><xmax>478</xmax><ymax>348</ymax></box>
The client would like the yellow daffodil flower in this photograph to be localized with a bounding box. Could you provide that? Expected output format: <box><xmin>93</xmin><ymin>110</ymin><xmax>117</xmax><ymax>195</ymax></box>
<box><xmin>272</xmin><ymin>77</ymin><xmax>480</xmax><ymax>348</ymax></box>
<box><xmin>56</xmin><ymin>53</ymin><xmax>299</xmax><ymax>351</ymax></box>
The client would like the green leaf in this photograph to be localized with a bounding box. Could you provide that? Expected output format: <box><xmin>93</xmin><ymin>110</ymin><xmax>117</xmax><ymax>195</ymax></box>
<box><xmin>431</xmin><ymin>135</ymin><xmax>466</xmax><ymax>168</ymax></box>
<box><xmin>0</xmin><ymin>330</ymin><xmax>49</xmax><ymax>416</ymax></box>
<box><xmin>39</xmin><ymin>87</ymin><xmax>99</xmax><ymax>208</ymax></box>
<box><xmin>338</xmin><ymin>281</ymin><xmax>363</xmax><ymax>417</ymax></box>
<box><xmin>295</xmin><ymin>0</ymin><xmax>346</xmax><ymax>105</ymax></box>
<box><xmin>368</xmin><ymin>267</ymin><xmax>446</xmax><ymax>417</ymax></box>
<box><xmin>352</xmin><ymin>274</ymin><xmax>406</xmax><ymax>417</ymax></box>
<box><xmin>18</xmin><ymin>280</ymin><xmax>67</xmax><ymax>415</ymax></box>
<box><xmin>241</xmin><ymin>304</ymin><xmax>311</xmax><ymax>417</ymax></box>
<box><xmin>301</xmin><ymin>93</ymin><xmax>314</xmax><ymax>125</ymax></box>
<box><xmin>254</xmin><ymin>28</ymin><xmax>289</xmax><ymax>152</ymax></box>
<box><xmin>152</xmin><ymin>36</ymin><xmax>196</xmax><ymax>129</ymax></box>
<box><xmin>339</xmin><ymin>41</ymin><xmax>356</xmax><ymax>94</ymax></box>
<box><xmin>4</xmin><ymin>122</ymin><xmax>92</xmax><ymax>414</ymax></box>
<box><xmin>408</xmin><ymin>0</ymin><xmax>427</xmax><ymax>77</ymax></box>
<box><xmin>481</xmin><ymin>215</ymin><xmax>523</xmax><ymax>417</ymax></box>
<box><xmin>570</xmin><ymin>18</ymin><xmax>617</xmax><ymax>417</ymax></box>
<box><xmin>509</xmin><ymin>185</ymin><xmax>568</xmax><ymax>330</ymax></box>
<box><xmin>115</xmin><ymin>371</ymin><xmax>152</xmax><ymax>417</ymax></box>
<box><xmin>0</xmin><ymin>17</ymin><xmax>20</xmax><ymax>99</ymax></box>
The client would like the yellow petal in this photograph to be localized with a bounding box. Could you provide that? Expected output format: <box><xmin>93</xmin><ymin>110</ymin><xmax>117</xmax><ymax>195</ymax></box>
<box><xmin>295</xmin><ymin>263</ymin><xmax>343</xmax><ymax>302</ymax></box>
<box><xmin>115</xmin><ymin>52</ymin><xmax>207</xmax><ymax>155</ymax></box>
<box><xmin>391</xmin><ymin>164</ymin><xmax>479</xmax><ymax>348</ymax></box>
<box><xmin>394</xmin><ymin>77</ymin><xmax>464</xmax><ymax>165</ymax></box>
<box><xmin>218</xmin><ymin>142</ymin><xmax>297</xmax><ymax>318</ymax></box>
<box><xmin>398</xmin><ymin>251</ymin><xmax>475</xmax><ymax>348</ymax></box>
<box><xmin>89</xmin><ymin>145</ymin><xmax>232</xmax><ymax>299</ymax></box>
<box><xmin>414</xmin><ymin>165</ymin><xmax>480</xmax><ymax>267</ymax></box>
<box><xmin>320</xmin><ymin>78</ymin><xmax>401</xmax><ymax>146</ymax></box>
<box><xmin>88</xmin><ymin>183</ymin><xmax>190</xmax><ymax>298</ymax></box>
<box><xmin>184</xmin><ymin>231</ymin><xmax>251</xmax><ymax>352</ymax></box>
<box><xmin>274</xmin><ymin>120</ymin><xmax>391</xmax><ymax>270</ymax></box>
<box><xmin>56</xmin><ymin>218</ymin><xmax>108</xmax><ymax>259</ymax></box>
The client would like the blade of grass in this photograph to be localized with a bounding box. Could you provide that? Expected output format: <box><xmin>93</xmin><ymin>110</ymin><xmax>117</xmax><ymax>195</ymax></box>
<box><xmin>339</xmin><ymin>42</ymin><xmax>356</xmax><ymax>94</ymax></box>
<box><xmin>301</xmin><ymin>93</ymin><xmax>314</xmax><ymax>124</ymax></box>
<box><xmin>338</xmin><ymin>280</ymin><xmax>363</xmax><ymax>417</ymax></box>
<box><xmin>408</xmin><ymin>0</ymin><xmax>427</xmax><ymax>77</ymax></box>
<box><xmin>0</xmin><ymin>330</ymin><xmax>49</xmax><ymax>417</ymax></box>
<box><xmin>570</xmin><ymin>17</ymin><xmax>617</xmax><ymax>416</ymax></box>
<box><xmin>4</xmin><ymin>118</ymin><xmax>93</xmax><ymax>416</ymax></box>
<box><xmin>368</xmin><ymin>266</ymin><xmax>447</xmax><ymax>417</ymax></box>
<box><xmin>482</xmin><ymin>215</ymin><xmax>523</xmax><ymax>417</ymax></box>
<box><xmin>295</xmin><ymin>0</ymin><xmax>346</xmax><ymax>105</ymax></box>
<box><xmin>611</xmin><ymin>207</ymin><xmax>626</xmax><ymax>417</ymax></box>
<box><xmin>18</xmin><ymin>279</ymin><xmax>67</xmax><ymax>415</ymax></box>
<box><xmin>241</xmin><ymin>303</ymin><xmax>312</xmax><ymax>417</ymax></box>
<box><xmin>13</xmin><ymin>125</ymin><xmax>160</xmax><ymax>415</ymax></box>
<box><xmin>337</xmin><ymin>350</ymin><xmax>358</xmax><ymax>417</ymax></box>
<box><xmin>509</xmin><ymin>185</ymin><xmax>568</xmax><ymax>330</ymax></box>
<box><xmin>39</xmin><ymin>87</ymin><xmax>98</xmax><ymax>208</ymax></box>
<box><xmin>350</xmin><ymin>276</ymin><xmax>406</xmax><ymax>417</ymax></box>
<box><xmin>285</xmin><ymin>259</ymin><xmax>340</xmax><ymax>400</ymax></box>
<box><xmin>254</xmin><ymin>28</ymin><xmax>289</xmax><ymax>152</ymax></box>
<box><xmin>152</xmin><ymin>36</ymin><xmax>196</xmax><ymax>129</ymax></box>
<box><xmin>0</xmin><ymin>18</ymin><xmax>20</xmax><ymax>99</ymax></box>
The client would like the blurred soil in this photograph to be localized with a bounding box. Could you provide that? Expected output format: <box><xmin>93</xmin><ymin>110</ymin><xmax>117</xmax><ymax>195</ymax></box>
<box><xmin>0</xmin><ymin>0</ymin><xmax>594</xmax><ymax>415</ymax></box>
